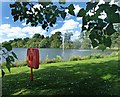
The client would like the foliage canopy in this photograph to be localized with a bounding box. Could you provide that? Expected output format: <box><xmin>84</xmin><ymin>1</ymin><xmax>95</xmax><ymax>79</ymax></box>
<box><xmin>9</xmin><ymin>0</ymin><xmax>120</xmax><ymax>50</ymax></box>
<box><xmin>1</xmin><ymin>0</ymin><xmax>120</xmax><ymax>77</ymax></box>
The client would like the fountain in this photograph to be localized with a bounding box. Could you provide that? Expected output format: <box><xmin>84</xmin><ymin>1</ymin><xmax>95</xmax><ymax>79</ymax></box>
<box><xmin>61</xmin><ymin>34</ymin><xmax>65</xmax><ymax>60</ymax></box>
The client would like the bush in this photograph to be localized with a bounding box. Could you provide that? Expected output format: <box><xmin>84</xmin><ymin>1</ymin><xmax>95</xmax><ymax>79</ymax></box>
<box><xmin>1</xmin><ymin>61</ymin><xmax>27</xmax><ymax>68</ymax></box>
<box><xmin>82</xmin><ymin>54</ymin><xmax>105</xmax><ymax>60</ymax></box>
<box><xmin>55</xmin><ymin>55</ymin><xmax>62</xmax><ymax>62</ymax></box>
<box><xmin>109</xmin><ymin>51</ymin><xmax>118</xmax><ymax>57</ymax></box>
<box><xmin>12</xmin><ymin>61</ymin><xmax>27</xmax><ymax>67</ymax></box>
<box><xmin>69</xmin><ymin>56</ymin><xmax>82</xmax><ymax>61</ymax></box>
<box><xmin>44</xmin><ymin>55</ymin><xmax>62</xmax><ymax>64</ymax></box>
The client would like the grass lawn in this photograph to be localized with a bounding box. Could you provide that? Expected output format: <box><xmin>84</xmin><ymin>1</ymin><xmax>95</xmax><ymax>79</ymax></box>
<box><xmin>2</xmin><ymin>56</ymin><xmax>120</xmax><ymax>96</ymax></box>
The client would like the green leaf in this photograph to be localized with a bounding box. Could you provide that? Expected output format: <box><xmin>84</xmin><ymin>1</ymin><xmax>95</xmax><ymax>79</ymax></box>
<box><xmin>26</xmin><ymin>19</ymin><xmax>30</xmax><ymax>24</ymax></box>
<box><xmin>20</xmin><ymin>16</ymin><xmax>24</xmax><ymax>21</ymax></box>
<box><xmin>98</xmin><ymin>18</ymin><xmax>107</xmax><ymax>28</ymax></box>
<box><xmin>91</xmin><ymin>39</ymin><xmax>98</xmax><ymax>48</ymax></box>
<box><xmin>68</xmin><ymin>4</ymin><xmax>75</xmax><ymax>10</ymax></box>
<box><xmin>59</xmin><ymin>0</ymin><xmax>66</xmax><ymax>4</ymax></box>
<box><xmin>82</xmin><ymin>16</ymin><xmax>87</xmax><ymax>25</ymax></box>
<box><xmin>14</xmin><ymin>15</ymin><xmax>19</xmax><ymax>22</ymax></box>
<box><xmin>45</xmin><ymin>14</ymin><xmax>50</xmax><ymax>22</ymax></box>
<box><xmin>2</xmin><ymin>70</ymin><xmax>5</xmax><ymax>78</ymax></box>
<box><xmin>98</xmin><ymin>44</ymin><xmax>106</xmax><ymax>51</ymax></box>
<box><xmin>6</xmin><ymin>58</ymin><xmax>11</xmax><ymax>72</ymax></box>
<box><xmin>51</xmin><ymin>17</ymin><xmax>56</xmax><ymax>24</ymax></box>
<box><xmin>67</xmin><ymin>4</ymin><xmax>75</xmax><ymax>16</ymax></box>
<box><xmin>106</xmin><ymin>13</ymin><xmax>120</xmax><ymax>23</ymax></box>
<box><xmin>68</xmin><ymin>10</ymin><xmax>75</xmax><ymax>16</ymax></box>
<box><xmin>60</xmin><ymin>11</ymin><xmax>66</xmax><ymax>19</ymax></box>
<box><xmin>104</xmin><ymin>37</ymin><xmax>112</xmax><ymax>47</ymax></box>
<box><xmin>105</xmin><ymin>23</ymin><xmax>116</xmax><ymax>35</ymax></box>
<box><xmin>9</xmin><ymin>56</ymin><xmax>15</xmax><ymax>62</ymax></box>
<box><xmin>77</xmin><ymin>8</ymin><xmax>86</xmax><ymax>17</ymax></box>
<box><xmin>82</xmin><ymin>26</ymin><xmax>86</xmax><ymax>31</ymax></box>
<box><xmin>49</xmin><ymin>23</ymin><xmax>53</xmax><ymax>27</ymax></box>
<box><xmin>52</xmin><ymin>5</ymin><xmax>57</xmax><ymax>10</ymax></box>
<box><xmin>12</xmin><ymin>51</ymin><xmax>18</xmax><ymax>59</ymax></box>
<box><xmin>54</xmin><ymin>9</ymin><xmax>60</xmax><ymax>17</ymax></box>
<box><xmin>42</xmin><ymin>24</ymin><xmax>46</xmax><ymax>30</ymax></box>
<box><xmin>10</xmin><ymin>4</ymin><xmax>16</xmax><ymax>8</ymax></box>
<box><xmin>11</xmin><ymin>9</ymin><xmax>16</xmax><ymax>15</ymax></box>
<box><xmin>2</xmin><ymin>43</ymin><xmax>12</xmax><ymax>51</ymax></box>
<box><xmin>86</xmin><ymin>2</ymin><xmax>98</xmax><ymax>11</ymax></box>
<box><xmin>22</xmin><ymin>2</ymin><xmax>28</xmax><ymax>6</ymax></box>
<box><xmin>111</xmin><ymin>4</ymin><xmax>118</xmax><ymax>12</ymax></box>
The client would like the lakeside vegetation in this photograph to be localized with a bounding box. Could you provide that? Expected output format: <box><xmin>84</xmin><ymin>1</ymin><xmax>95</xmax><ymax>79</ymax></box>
<box><xmin>2</xmin><ymin>31</ymin><xmax>119</xmax><ymax>50</ymax></box>
<box><xmin>1</xmin><ymin>1</ymin><xmax>120</xmax><ymax>96</ymax></box>
<box><xmin>1</xmin><ymin>51</ymin><xmax>118</xmax><ymax>68</ymax></box>
<box><xmin>2</xmin><ymin>55</ymin><xmax>119</xmax><ymax>96</ymax></box>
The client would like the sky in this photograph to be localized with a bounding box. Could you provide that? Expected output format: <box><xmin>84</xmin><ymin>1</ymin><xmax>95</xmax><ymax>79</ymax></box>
<box><xmin>0</xmin><ymin>0</ymin><xmax>118</xmax><ymax>43</ymax></box>
<box><xmin>0</xmin><ymin>1</ymin><xmax>88</xmax><ymax>43</ymax></box>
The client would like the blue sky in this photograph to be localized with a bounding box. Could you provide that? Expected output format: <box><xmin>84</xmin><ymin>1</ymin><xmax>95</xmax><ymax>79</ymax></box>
<box><xmin>0</xmin><ymin>1</ymin><xmax>89</xmax><ymax>43</ymax></box>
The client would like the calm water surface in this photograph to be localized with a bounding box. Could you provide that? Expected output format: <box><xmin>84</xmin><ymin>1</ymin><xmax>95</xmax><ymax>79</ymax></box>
<box><xmin>12</xmin><ymin>48</ymin><xmax>113</xmax><ymax>63</ymax></box>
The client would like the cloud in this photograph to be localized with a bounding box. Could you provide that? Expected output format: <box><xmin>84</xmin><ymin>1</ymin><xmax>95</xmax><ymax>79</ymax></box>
<box><xmin>51</xmin><ymin>19</ymin><xmax>80</xmax><ymax>34</ymax></box>
<box><xmin>22</xmin><ymin>22</ymin><xmax>26</xmax><ymax>26</ymax></box>
<box><xmin>50</xmin><ymin>19</ymin><xmax>81</xmax><ymax>41</ymax></box>
<box><xmin>78</xmin><ymin>24</ymin><xmax>82</xmax><ymax>28</ymax></box>
<box><xmin>22</xmin><ymin>22</ymin><xmax>31</xmax><ymax>26</ymax></box>
<box><xmin>76</xmin><ymin>17</ymin><xmax>82</xmax><ymax>21</ymax></box>
<box><xmin>74</xmin><ymin>4</ymin><xmax>81</xmax><ymax>15</ymax></box>
<box><xmin>98</xmin><ymin>11</ymin><xmax>107</xmax><ymax>20</ymax></box>
<box><xmin>65</xmin><ymin>4</ymin><xmax>81</xmax><ymax>19</ymax></box>
<box><xmin>62</xmin><ymin>19</ymin><xmax>79</xmax><ymax>30</ymax></box>
<box><xmin>71</xmin><ymin>31</ymin><xmax>80</xmax><ymax>41</ymax></box>
<box><xmin>22</xmin><ymin>26</ymin><xmax>47</xmax><ymax>37</ymax></box>
<box><xmin>66</xmin><ymin>14</ymin><xmax>71</xmax><ymax>19</ymax></box>
<box><xmin>0</xmin><ymin>24</ymin><xmax>47</xmax><ymax>43</ymax></box>
<box><xmin>5</xmin><ymin>17</ymin><xmax>9</xmax><ymax>19</ymax></box>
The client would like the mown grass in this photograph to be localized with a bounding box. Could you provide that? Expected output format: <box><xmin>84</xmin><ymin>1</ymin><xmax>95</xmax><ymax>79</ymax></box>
<box><xmin>2</xmin><ymin>56</ymin><xmax>120</xmax><ymax>96</ymax></box>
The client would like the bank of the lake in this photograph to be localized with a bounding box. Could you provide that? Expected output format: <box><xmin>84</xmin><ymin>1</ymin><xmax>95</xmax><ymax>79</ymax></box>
<box><xmin>8</xmin><ymin>48</ymin><xmax>116</xmax><ymax>63</ymax></box>
<box><xmin>2</xmin><ymin>55</ymin><xmax>119</xmax><ymax>96</ymax></box>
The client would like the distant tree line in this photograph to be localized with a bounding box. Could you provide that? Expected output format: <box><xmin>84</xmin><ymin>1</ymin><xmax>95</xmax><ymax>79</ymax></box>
<box><xmin>2</xmin><ymin>31</ymin><xmax>81</xmax><ymax>49</ymax></box>
<box><xmin>2</xmin><ymin>30</ymin><xmax>119</xmax><ymax>49</ymax></box>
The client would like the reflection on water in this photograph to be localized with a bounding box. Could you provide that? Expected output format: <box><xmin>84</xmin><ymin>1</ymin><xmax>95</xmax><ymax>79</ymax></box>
<box><xmin>10</xmin><ymin>48</ymin><xmax>114</xmax><ymax>63</ymax></box>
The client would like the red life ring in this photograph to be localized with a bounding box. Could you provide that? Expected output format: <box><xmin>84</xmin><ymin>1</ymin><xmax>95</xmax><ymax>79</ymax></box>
<box><xmin>26</xmin><ymin>48</ymin><xmax>39</xmax><ymax>69</ymax></box>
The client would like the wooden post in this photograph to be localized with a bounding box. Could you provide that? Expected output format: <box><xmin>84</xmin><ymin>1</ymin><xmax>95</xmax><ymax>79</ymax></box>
<box><xmin>30</xmin><ymin>67</ymin><xmax>33</xmax><ymax>81</ymax></box>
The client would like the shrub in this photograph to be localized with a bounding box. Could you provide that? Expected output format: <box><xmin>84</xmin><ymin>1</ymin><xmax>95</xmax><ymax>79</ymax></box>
<box><xmin>55</xmin><ymin>55</ymin><xmax>62</xmax><ymax>62</ymax></box>
<box><xmin>82</xmin><ymin>54</ymin><xmax>104</xmax><ymax>60</ymax></box>
<box><xmin>69</xmin><ymin>56</ymin><xmax>82</xmax><ymax>61</ymax></box>
<box><xmin>12</xmin><ymin>61</ymin><xmax>27</xmax><ymax>67</ymax></box>
<box><xmin>109</xmin><ymin>51</ymin><xmax>118</xmax><ymax>57</ymax></box>
<box><xmin>1</xmin><ymin>61</ymin><xmax>27</xmax><ymax>68</ymax></box>
<box><xmin>44</xmin><ymin>55</ymin><xmax>62</xmax><ymax>64</ymax></box>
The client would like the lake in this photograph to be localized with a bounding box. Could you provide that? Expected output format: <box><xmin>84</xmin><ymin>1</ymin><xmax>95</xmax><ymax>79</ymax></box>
<box><xmin>11</xmin><ymin>48</ymin><xmax>114</xmax><ymax>63</ymax></box>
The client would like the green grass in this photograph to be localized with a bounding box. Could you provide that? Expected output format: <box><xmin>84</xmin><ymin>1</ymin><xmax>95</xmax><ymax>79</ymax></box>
<box><xmin>2</xmin><ymin>56</ymin><xmax>120</xmax><ymax>96</ymax></box>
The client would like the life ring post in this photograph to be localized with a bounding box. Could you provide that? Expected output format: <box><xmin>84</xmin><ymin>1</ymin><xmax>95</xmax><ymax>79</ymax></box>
<box><xmin>30</xmin><ymin>67</ymin><xmax>33</xmax><ymax>81</ymax></box>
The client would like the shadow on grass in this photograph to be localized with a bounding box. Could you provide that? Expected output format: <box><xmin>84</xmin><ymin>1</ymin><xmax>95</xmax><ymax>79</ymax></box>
<box><xmin>2</xmin><ymin>59</ymin><xmax>120</xmax><ymax>96</ymax></box>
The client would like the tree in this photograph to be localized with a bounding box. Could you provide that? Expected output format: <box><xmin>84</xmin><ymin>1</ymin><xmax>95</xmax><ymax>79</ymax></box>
<box><xmin>50</xmin><ymin>31</ymin><xmax>62</xmax><ymax>48</ymax></box>
<box><xmin>32</xmin><ymin>33</ymin><xmax>41</xmax><ymax>38</ymax></box>
<box><xmin>9</xmin><ymin>0</ymin><xmax>120</xmax><ymax>49</ymax></box>
<box><xmin>0</xmin><ymin>43</ymin><xmax>18</xmax><ymax>77</ymax></box>
<box><xmin>64</xmin><ymin>32</ymin><xmax>73</xmax><ymax>43</ymax></box>
<box><xmin>63</xmin><ymin>32</ymin><xmax>73</xmax><ymax>48</ymax></box>
<box><xmin>81</xmin><ymin>38</ymin><xmax>92</xmax><ymax>49</ymax></box>
<box><xmin>1</xmin><ymin>0</ymin><xmax>120</xmax><ymax>77</ymax></box>
<box><xmin>111</xmin><ymin>23</ymin><xmax>120</xmax><ymax>48</ymax></box>
<box><xmin>39</xmin><ymin>37</ymin><xmax>50</xmax><ymax>48</ymax></box>
<box><xmin>32</xmin><ymin>33</ymin><xmax>45</xmax><ymax>39</ymax></box>
<box><xmin>71</xmin><ymin>39</ymin><xmax>82</xmax><ymax>49</ymax></box>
